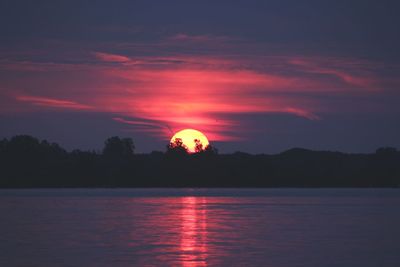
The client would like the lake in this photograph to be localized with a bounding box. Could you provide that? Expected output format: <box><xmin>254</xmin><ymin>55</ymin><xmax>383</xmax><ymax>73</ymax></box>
<box><xmin>0</xmin><ymin>188</ymin><xmax>399</xmax><ymax>267</ymax></box>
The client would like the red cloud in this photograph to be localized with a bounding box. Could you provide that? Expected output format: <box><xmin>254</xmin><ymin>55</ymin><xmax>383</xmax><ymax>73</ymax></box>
<box><xmin>2</xmin><ymin>51</ymin><xmax>390</xmax><ymax>141</ymax></box>
<box><xmin>93</xmin><ymin>52</ymin><xmax>131</xmax><ymax>63</ymax></box>
<box><xmin>85</xmin><ymin>64</ymin><xmax>322</xmax><ymax>139</ymax></box>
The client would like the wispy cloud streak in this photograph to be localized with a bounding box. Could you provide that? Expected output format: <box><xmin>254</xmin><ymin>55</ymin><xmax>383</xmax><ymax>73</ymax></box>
<box><xmin>16</xmin><ymin>95</ymin><xmax>92</xmax><ymax>110</ymax></box>
<box><xmin>93</xmin><ymin>52</ymin><xmax>131</xmax><ymax>63</ymax></box>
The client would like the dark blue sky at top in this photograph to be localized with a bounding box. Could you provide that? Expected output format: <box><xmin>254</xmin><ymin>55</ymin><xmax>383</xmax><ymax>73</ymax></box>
<box><xmin>0</xmin><ymin>0</ymin><xmax>399</xmax><ymax>153</ymax></box>
<box><xmin>1</xmin><ymin>1</ymin><xmax>399</xmax><ymax>55</ymax></box>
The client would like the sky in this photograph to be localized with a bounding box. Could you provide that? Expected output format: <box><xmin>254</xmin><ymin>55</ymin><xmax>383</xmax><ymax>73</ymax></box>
<box><xmin>0</xmin><ymin>0</ymin><xmax>399</xmax><ymax>153</ymax></box>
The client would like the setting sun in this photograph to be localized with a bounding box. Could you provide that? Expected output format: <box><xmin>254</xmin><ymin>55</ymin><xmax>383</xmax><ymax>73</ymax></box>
<box><xmin>170</xmin><ymin>129</ymin><xmax>210</xmax><ymax>153</ymax></box>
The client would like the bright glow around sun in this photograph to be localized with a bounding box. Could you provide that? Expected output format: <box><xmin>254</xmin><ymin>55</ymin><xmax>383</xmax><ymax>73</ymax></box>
<box><xmin>170</xmin><ymin>129</ymin><xmax>210</xmax><ymax>153</ymax></box>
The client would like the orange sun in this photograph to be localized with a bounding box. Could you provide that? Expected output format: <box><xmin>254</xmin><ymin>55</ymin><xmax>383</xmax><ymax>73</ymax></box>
<box><xmin>170</xmin><ymin>129</ymin><xmax>210</xmax><ymax>153</ymax></box>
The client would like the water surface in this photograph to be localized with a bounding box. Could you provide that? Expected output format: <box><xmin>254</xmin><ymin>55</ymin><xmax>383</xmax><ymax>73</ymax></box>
<box><xmin>0</xmin><ymin>189</ymin><xmax>399</xmax><ymax>266</ymax></box>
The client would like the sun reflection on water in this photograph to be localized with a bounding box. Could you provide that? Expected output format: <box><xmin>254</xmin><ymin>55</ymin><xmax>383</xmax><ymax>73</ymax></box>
<box><xmin>180</xmin><ymin>197</ymin><xmax>208</xmax><ymax>267</ymax></box>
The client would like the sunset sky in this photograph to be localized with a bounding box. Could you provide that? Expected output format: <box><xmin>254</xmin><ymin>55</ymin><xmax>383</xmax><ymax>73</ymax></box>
<box><xmin>1</xmin><ymin>1</ymin><xmax>399</xmax><ymax>153</ymax></box>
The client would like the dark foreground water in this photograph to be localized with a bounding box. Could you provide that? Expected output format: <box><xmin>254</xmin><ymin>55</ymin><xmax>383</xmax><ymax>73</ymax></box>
<box><xmin>0</xmin><ymin>189</ymin><xmax>399</xmax><ymax>267</ymax></box>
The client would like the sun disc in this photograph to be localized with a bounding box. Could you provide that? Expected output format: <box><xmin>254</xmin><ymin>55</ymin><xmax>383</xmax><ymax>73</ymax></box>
<box><xmin>170</xmin><ymin>129</ymin><xmax>209</xmax><ymax>153</ymax></box>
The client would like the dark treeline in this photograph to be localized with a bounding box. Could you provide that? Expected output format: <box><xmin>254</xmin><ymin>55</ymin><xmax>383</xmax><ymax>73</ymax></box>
<box><xmin>0</xmin><ymin>135</ymin><xmax>399</xmax><ymax>188</ymax></box>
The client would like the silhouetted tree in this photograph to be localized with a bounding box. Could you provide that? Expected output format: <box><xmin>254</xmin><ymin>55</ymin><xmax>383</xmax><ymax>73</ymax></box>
<box><xmin>150</xmin><ymin>151</ymin><xmax>164</xmax><ymax>158</ymax></box>
<box><xmin>103</xmin><ymin>136</ymin><xmax>135</xmax><ymax>159</ymax></box>
<box><xmin>194</xmin><ymin>139</ymin><xmax>203</xmax><ymax>153</ymax></box>
<box><xmin>8</xmin><ymin>135</ymin><xmax>40</xmax><ymax>150</ymax></box>
<box><xmin>39</xmin><ymin>139</ymin><xmax>67</xmax><ymax>157</ymax></box>
<box><xmin>194</xmin><ymin>144</ymin><xmax>218</xmax><ymax>158</ymax></box>
<box><xmin>0</xmin><ymin>138</ymin><xmax>7</xmax><ymax>152</ymax></box>
<box><xmin>1</xmin><ymin>134</ymin><xmax>399</xmax><ymax>188</ymax></box>
<box><xmin>6</xmin><ymin>135</ymin><xmax>43</xmax><ymax>160</ymax></box>
<box><xmin>203</xmin><ymin>144</ymin><xmax>218</xmax><ymax>155</ymax></box>
<box><xmin>166</xmin><ymin>138</ymin><xmax>188</xmax><ymax>156</ymax></box>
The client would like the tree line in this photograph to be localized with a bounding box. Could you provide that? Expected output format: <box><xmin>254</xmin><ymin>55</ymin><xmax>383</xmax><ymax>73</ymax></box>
<box><xmin>0</xmin><ymin>135</ymin><xmax>399</xmax><ymax>188</ymax></box>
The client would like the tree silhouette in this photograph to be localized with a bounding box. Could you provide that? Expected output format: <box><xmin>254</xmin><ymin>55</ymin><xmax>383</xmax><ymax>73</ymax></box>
<box><xmin>166</xmin><ymin>138</ymin><xmax>189</xmax><ymax>155</ymax></box>
<box><xmin>203</xmin><ymin>144</ymin><xmax>218</xmax><ymax>155</ymax></box>
<box><xmin>1</xmin><ymin>134</ymin><xmax>399</xmax><ymax>188</ymax></box>
<box><xmin>0</xmin><ymin>138</ymin><xmax>7</xmax><ymax>151</ymax></box>
<box><xmin>103</xmin><ymin>136</ymin><xmax>135</xmax><ymax>159</ymax></box>
<box><xmin>8</xmin><ymin>135</ymin><xmax>41</xmax><ymax>153</ymax></box>
<box><xmin>194</xmin><ymin>139</ymin><xmax>203</xmax><ymax>153</ymax></box>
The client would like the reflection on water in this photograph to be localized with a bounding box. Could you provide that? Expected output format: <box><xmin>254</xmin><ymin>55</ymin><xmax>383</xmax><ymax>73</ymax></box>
<box><xmin>180</xmin><ymin>197</ymin><xmax>207</xmax><ymax>267</ymax></box>
<box><xmin>131</xmin><ymin>197</ymin><xmax>216</xmax><ymax>266</ymax></box>
<box><xmin>0</xmin><ymin>189</ymin><xmax>399</xmax><ymax>267</ymax></box>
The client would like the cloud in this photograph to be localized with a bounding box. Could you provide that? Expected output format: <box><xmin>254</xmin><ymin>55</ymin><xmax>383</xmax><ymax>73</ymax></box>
<box><xmin>1</xmin><ymin>48</ymin><xmax>394</xmax><ymax>141</ymax></box>
<box><xmin>84</xmin><ymin>64</ymin><xmax>322</xmax><ymax>139</ymax></box>
<box><xmin>168</xmin><ymin>33</ymin><xmax>232</xmax><ymax>43</ymax></box>
<box><xmin>0</xmin><ymin>60</ymin><xmax>80</xmax><ymax>72</ymax></box>
<box><xmin>112</xmin><ymin>117</ymin><xmax>171</xmax><ymax>132</ymax></box>
<box><xmin>288</xmin><ymin>57</ymin><xmax>377</xmax><ymax>90</ymax></box>
<box><xmin>93</xmin><ymin>52</ymin><xmax>131</xmax><ymax>63</ymax></box>
<box><xmin>16</xmin><ymin>95</ymin><xmax>93</xmax><ymax>110</ymax></box>
<box><xmin>282</xmin><ymin>108</ymin><xmax>320</xmax><ymax>121</ymax></box>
